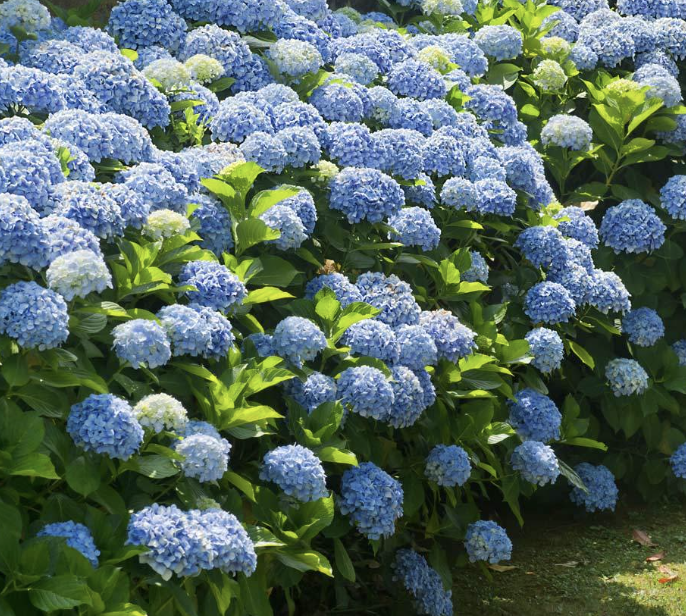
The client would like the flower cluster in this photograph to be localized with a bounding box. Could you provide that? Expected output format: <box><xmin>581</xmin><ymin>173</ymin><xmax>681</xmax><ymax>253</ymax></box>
<box><xmin>464</xmin><ymin>520</ymin><xmax>512</xmax><ymax>564</ymax></box>
<box><xmin>570</xmin><ymin>463</ymin><xmax>619</xmax><ymax>512</ymax></box>
<box><xmin>260</xmin><ymin>445</ymin><xmax>328</xmax><ymax>501</ymax></box>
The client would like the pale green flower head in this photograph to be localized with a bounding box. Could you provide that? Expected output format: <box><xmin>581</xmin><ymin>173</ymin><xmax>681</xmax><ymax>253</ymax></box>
<box><xmin>532</xmin><ymin>59</ymin><xmax>567</xmax><ymax>91</ymax></box>
<box><xmin>184</xmin><ymin>54</ymin><xmax>225</xmax><ymax>84</ymax></box>
<box><xmin>145</xmin><ymin>209</ymin><xmax>191</xmax><ymax>240</ymax></box>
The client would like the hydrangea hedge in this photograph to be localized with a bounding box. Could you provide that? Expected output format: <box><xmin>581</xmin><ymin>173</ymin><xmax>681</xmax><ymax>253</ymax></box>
<box><xmin>0</xmin><ymin>0</ymin><xmax>685</xmax><ymax>613</ymax></box>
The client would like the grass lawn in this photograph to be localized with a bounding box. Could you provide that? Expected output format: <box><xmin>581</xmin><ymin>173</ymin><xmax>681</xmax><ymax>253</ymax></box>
<box><xmin>454</xmin><ymin>501</ymin><xmax>686</xmax><ymax>616</ymax></box>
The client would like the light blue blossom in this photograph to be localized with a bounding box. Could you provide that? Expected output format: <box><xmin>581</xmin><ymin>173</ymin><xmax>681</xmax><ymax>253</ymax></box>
<box><xmin>393</xmin><ymin>549</ymin><xmax>453</xmax><ymax>616</ymax></box>
<box><xmin>112</xmin><ymin>319</ymin><xmax>171</xmax><ymax>369</ymax></box>
<box><xmin>525</xmin><ymin>328</ymin><xmax>564</xmax><ymax>373</ymax></box>
<box><xmin>179</xmin><ymin>261</ymin><xmax>247</xmax><ymax>312</ymax></box>
<box><xmin>284</xmin><ymin>372</ymin><xmax>337</xmax><ymax>412</ymax></box>
<box><xmin>525</xmin><ymin>282</ymin><xmax>576</xmax><ymax>324</ymax></box>
<box><xmin>38</xmin><ymin>522</ymin><xmax>100</xmax><ymax>567</ymax></box>
<box><xmin>260</xmin><ymin>444</ymin><xmax>328</xmax><ymax>501</ymax></box>
<box><xmin>621</xmin><ymin>307</ymin><xmax>664</xmax><ymax>346</ymax></box>
<box><xmin>272</xmin><ymin>316</ymin><xmax>327</xmax><ymax>366</ymax></box>
<box><xmin>357</xmin><ymin>272</ymin><xmax>421</xmax><ymax>327</ymax></box>
<box><xmin>425</xmin><ymin>444</ymin><xmax>471</xmax><ymax>487</ymax></box>
<box><xmin>464</xmin><ymin>520</ymin><xmax>512</xmax><ymax>564</ymax></box>
<box><xmin>419</xmin><ymin>309</ymin><xmax>476</xmax><ymax>362</ymax></box>
<box><xmin>600</xmin><ymin>200</ymin><xmax>665</xmax><ymax>254</ymax></box>
<box><xmin>508</xmin><ymin>388</ymin><xmax>562</xmax><ymax>442</ymax></box>
<box><xmin>605</xmin><ymin>358</ymin><xmax>649</xmax><ymax>396</ymax></box>
<box><xmin>388</xmin><ymin>207</ymin><xmax>441</xmax><ymax>251</ymax></box>
<box><xmin>570</xmin><ymin>463</ymin><xmax>618</xmax><ymax>512</ymax></box>
<box><xmin>511</xmin><ymin>441</ymin><xmax>560</xmax><ymax>486</ymax></box>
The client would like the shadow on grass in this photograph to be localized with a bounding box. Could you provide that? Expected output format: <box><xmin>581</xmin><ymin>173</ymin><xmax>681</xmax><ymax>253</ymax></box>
<box><xmin>454</xmin><ymin>501</ymin><xmax>686</xmax><ymax>616</ymax></box>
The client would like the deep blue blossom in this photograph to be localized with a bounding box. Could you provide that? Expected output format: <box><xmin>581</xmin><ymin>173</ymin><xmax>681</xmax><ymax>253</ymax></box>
<box><xmin>387</xmin><ymin>59</ymin><xmax>447</xmax><ymax>100</ymax></box>
<box><xmin>525</xmin><ymin>282</ymin><xmax>576</xmax><ymax>325</ymax></box>
<box><xmin>474</xmin><ymin>179</ymin><xmax>517</xmax><ymax>216</ymax></box>
<box><xmin>511</xmin><ymin>441</ymin><xmax>560</xmax><ymax>486</ymax></box>
<box><xmin>464</xmin><ymin>520</ymin><xmax>512</xmax><ymax>564</ymax></box>
<box><xmin>339</xmin><ymin>462</ymin><xmax>403</xmax><ymax>539</ymax></box>
<box><xmin>419</xmin><ymin>309</ymin><xmax>476</xmax><ymax>362</ymax></box>
<box><xmin>570</xmin><ymin>463</ymin><xmax>618</xmax><ymax>512</ymax></box>
<box><xmin>670</xmin><ymin>443</ymin><xmax>686</xmax><ymax>478</ymax></box>
<box><xmin>388</xmin><ymin>365</ymin><xmax>427</xmax><ymax>428</ymax></box>
<box><xmin>515</xmin><ymin>226</ymin><xmax>566</xmax><ymax>269</ymax></box>
<box><xmin>260</xmin><ymin>444</ymin><xmax>328</xmax><ymax>501</ymax></box>
<box><xmin>260</xmin><ymin>205</ymin><xmax>307</xmax><ymax>251</ymax></box>
<box><xmin>277</xmin><ymin>126</ymin><xmax>321</xmax><ymax>168</ymax></box>
<box><xmin>240</xmin><ymin>132</ymin><xmax>287</xmax><ymax>173</ymax></box>
<box><xmin>463</xmin><ymin>250</ymin><xmax>489</xmax><ymax>283</ymax></box>
<box><xmin>600</xmin><ymin>199</ymin><xmax>666</xmax><ymax>254</ymax></box>
<box><xmin>422</xmin><ymin>133</ymin><xmax>467</xmax><ymax>177</ymax></box>
<box><xmin>112</xmin><ymin>319</ymin><xmax>171</xmax><ymax>369</ymax></box>
<box><xmin>189</xmin><ymin>194</ymin><xmax>234</xmax><ymax>255</ymax></box>
<box><xmin>38</xmin><ymin>522</ymin><xmax>100</xmax><ymax>567</ymax></box>
<box><xmin>344</xmin><ymin>319</ymin><xmax>399</xmax><ymax>363</ymax></box>
<box><xmin>393</xmin><ymin>549</ymin><xmax>453</xmax><ymax>616</ymax></box>
<box><xmin>464</xmin><ymin>85</ymin><xmax>518</xmax><ymax>126</ymax></box>
<box><xmin>388</xmin><ymin>98</ymin><xmax>434</xmax><ymax>136</ymax></box>
<box><xmin>425</xmin><ymin>444</ymin><xmax>471</xmax><ymax>487</ymax></box>
<box><xmin>605</xmin><ymin>358</ymin><xmax>649</xmax><ymax>396</ymax></box>
<box><xmin>310</xmin><ymin>82</ymin><xmax>364</xmax><ymax>122</ymax></box>
<box><xmin>107</xmin><ymin>0</ymin><xmax>186</xmax><ymax>51</ymax></box>
<box><xmin>588</xmin><ymin>270</ymin><xmax>632</xmax><ymax>314</ymax></box>
<box><xmin>621</xmin><ymin>307</ymin><xmax>665</xmax><ymax>347</ymax></box>
<box><xmin>525</xmin><ymin>328</ymin><xmax>564</xmax><ymax>373</ymax></box>
<box><xmin>508</xmin><ymin>388</ymin><xmax>561</xmax><ymax>442</ymax></box>
<box><xmin>371</xmin><ymin>128</ymin><xmax>425</xmax><ymax>180</ymax></box>
<box><xmin>388</xmin><ymin>207</ymin><xmax>441</xmax><ymax>251</ymax></box>
<box><xmin>0</xmin><ymin>194</ymin><xmax>48</xmax><ymax>270</ymax></box>
<box><xmin>326</xmin><ymin>122</ymin><xmax>372</xmax><ymax>168</ymax></box>
<box><xmin>555</xmin><ymin>206</ymin><xmax>599</xmax><ymax>248</ymax></box>
<box><xmin>356</xmin><ymin>272</ymin><xmax>421</xmax><ymax>327</ymax></box>
<box><xmin>179</xmin><ymin>261</ymin><xmax>247</xmax><ymax>312</ymax></box>
<box><xmin>211</xmin><ymin>100</ymin><xmax>273</xmax><ymax>144</ymax></box>
<box><xmin>541</xmin><ymin>10</ymin><xmax>579</xmax><ymax>42</ymax></box>
<box><xmin>405</xmin><ymin>173</ymin><xmax>437</xmax><ymax>209</ymax></box>
<box><xmin>67</xmin><ymin>394</ymin><xmax>144</xmax><ymax>460</ymax></box>
<box><xmin>395</xmin><ymin>324</ymin><xmax>438</xmax><ymax>369</ymax></box>
<box><xmin>272</xmin><ymin>316</ymin><xmax>327</xmax><ymax>366</ymax></box>
<box><xmin>305</xmin><ymin>273</ymin><xmax>363</xmax><ymax>307</ymax></box>
<box><xmin>329</xmin><ymin>167</ymin><xmax>404</xmax><ymax>224</ymax></box>
<box><xmin>659</xmin><ymin>175</ymin><xmax>686</xmax><ymax>220</ymax></box>
<box><xmin>337</xmin><ymin>366</ymin><xmax>394</xmax><ymax>420</ymax></box>
<box><xmin>284</xmin><ymin>372</ymin><xmax>337</xmax><ymax>412</ymax></box>
<box><xmin>0</xmin><ymin>281</ymin><xmax>69</xmax><ymax>350</ymax></box>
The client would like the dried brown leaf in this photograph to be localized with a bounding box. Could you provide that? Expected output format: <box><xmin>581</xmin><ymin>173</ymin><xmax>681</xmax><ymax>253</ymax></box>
<box><xmin>488</xmin><ymin>564</ymin><xmax>517</xmax><ymax>572</ymax></box>
<box><xmin>553</xmin><ymin>561</ymin><xmax>580</xmax><ymax>568</ymax></box>
<box><xmin>646</xmin><ymin>552</ymin><xmax>665</xmax><ymax>562</ymax></box>
<box><xmin>632</xmin><ymin>529</ymin><xmax>656</xmax><ymax>547</ymax></box>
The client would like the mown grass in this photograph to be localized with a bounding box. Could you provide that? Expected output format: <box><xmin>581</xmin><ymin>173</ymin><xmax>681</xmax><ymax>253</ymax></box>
<box><xmin>454</xmin><ymin>501</ymin><xmax>686</xmax><ymax>615</ymax></box>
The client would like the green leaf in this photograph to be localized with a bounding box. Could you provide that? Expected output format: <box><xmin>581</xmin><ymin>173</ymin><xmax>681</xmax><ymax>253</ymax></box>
<box><xmin>207</xmin><ymin>76</ymin><xmax>236</xmax><ymax>93</ymax></box>
<box><xmin>235</xmin><ymin>219</ymin><xmax>280</xmax><ymax>252</ymax></box>
<box><xmin>29</xmin><ymin>576</ymin><xmax>93</xmax><ymax>611</ymax></box>
<box><xmin>562</xmin><ymin>437</ymin><xmax>608</xmax><ymax>451</ymax></box>
<box><xmin>249</xmin><ymin>187</ymin><xmax>301</xmax><ymax>218</ymax></box>
<box><xmin>10</xmin><ymin>453</ymin><xmax>59</xmax><ymax>479</ymax></box>
<box><xmin>120</xmin><ymin>48</ymin><xmax>138</xmax><ymax>62</ymax></box>
<box><xmin>0</xmin><ymin>502</ymin><xmax>21</xmax><ymax>541</ymax></box>
<box><xmin>275</xmin><ymin>550</ymin><xmax>333</xmax><ymax>577</ymax></box>
<box><xmin>334</xmin><ymin>539</ymin><xmax>355</xmax><ymax>582</ymax></box>
<box><xmin>558</xmin><ymin>459</ymin><xmax>587</xmax><ymax>492</ymax></box>
<box><xmin>121</xmin><ymin>455</ymin><xmax>180</xmax><ymax>479</ymax></box>
<box><xmin>226</xmin><ymin>471</ymin><xmax>256</xmax><ymax>502</ymax></box>
<box><xmin>499</xmin><ymin>339</ymin><xmax>531</xmax><ymax>364</ymax></box>
<box><xmin>220</xmin><ymin>405</ymin><xmax>283</xmax><ymax>429</ymax></box>
<box><xmin>247</xmin><ymin>255</ymin><xmax>300</xmax><ymax>288</ymax></box>
<box><xmin>1</xmin><ymin>354</ymin><xmax>30</xmax><ymax>387</ymax></box>
<box><xmin>332</xmin><ymin>302</ymin><xmax>379</xmax><ymax>340</ymax></box>
<box><xmin>568</xmin><ymin>340</ymin><xmax>595</xmax><ymax>369</ymax></box>
<box><xmin>316</xmin><ymin>447</ymin><xmax>357</xmax><ymax>466</ymax></box>
<box><xmin>65</xmin><ymin>456</ymin><xmax>101</xmax><ymax>496</ymax></box>
<box><xmin>244</xmin><ymin>287</ymin><xmax>294</xmax><ymax>304</ymax></box>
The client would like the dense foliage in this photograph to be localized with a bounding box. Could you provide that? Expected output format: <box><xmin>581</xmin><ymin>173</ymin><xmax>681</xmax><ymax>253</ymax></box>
<box><xmin>0</xmin><ymin>0</ymin><xmax>685</xmax><ymax>614</ymax></box>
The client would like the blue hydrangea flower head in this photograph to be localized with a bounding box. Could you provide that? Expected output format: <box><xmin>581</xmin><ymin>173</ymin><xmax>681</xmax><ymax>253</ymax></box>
<box><xmin>570</xmin><ymin>463</ymin><xmax>618</xmax><ymax>512</ymax></box>
<box><xmin>158</xmin><ymin>304</ymin><xmax>214</xmax><ymax>358</ymax></box>
<box><xmin>111</xmin><ymin>319</ymin><xmax>171</xmax><ymax>369</ymax></box>
<box><xmin>462</xmin><ymin>250</ymin><xmax>489</xmax><ymax>283</ymax></box>
<box><xmin>272</xmin><ymin>316</ymin><xmax>327</xmax><ymax>366</ymax></box>
<box><xmin>40</xmin><ymin>215</ymin><xmax>101</xmax><ymax>264</ymax></box>
<box><xmin>52</xmin><ymin>181</ymin><xmax>124</xmax><ymax>239</ymax></box>
<box><xmin>414</xmin><ymin>368</ymin><xmax>436</xmax><ymax>409</ymax></box>
<box><xmin>67</xmin><ymin>394</ymin><xmax>144</xmax><ymax>460</ymax></box>
<box><xmin>388</xmin><ymin>365</ymin><xmax>427</xmax><ymax>428</ymax></box>
<box><xmin>189</xmin><ymin>194</ymin><xmax>234</xmax><ymax>255</ymax></box>
<box><xmin>277</xmin><ymin>126</ymin><xmax>321</xmax><ymax>168</ymax></box>
<box><xmin>464</xmin><ymin>520</ymin><xmax>512</xmax><ymax>564</ymax></box>
<box><xmin>107</xmin><ymin>0</ymin><xmax>187</xmax><ymax>51</ymax></box>
<box><xmin>133</xmin><ymin>393</ymin><xmax>188</xmax><ymax>434</ymax></box>
<box><xmin>370</xmin><ymin>128</ymin><xmax>425</xmax><ymax>180</ymax></box>
<box><xmin>419</xmin><ymin>309</ymin><xmax>477</xmax><ymax>362</ymax></box>
<box><xmin>240</xmin><ymin>132</ymin><xmax>287</xmax><ymax>173</ymax></box>
<box><xmin>387</xmin><ymin>59</ymin><xmax>447</xmax><ymax>101</ymax></box>
<box><xmin>284</xmin><ymin>372</ymin><xmax>337</xmax><ymax>412</ymax></box>
<box><xmin>670</xmin><ymin>443</ymin><xmax>686</xmax><ymax>478</ymax></box>
<box><xmin>635</xmin><ymin>50</ymin><xmax>679</xmax><ymax>77</ymax></box>
<box><xmin>356</xmin><ymin>272</ymin><xmax>421</xmax><ymax>327</ymax></box>
<box><xmin>38</xmin><ymin>522</ymin><xmax>100</xmax><ymax>567</ymax></box>
<box><xmin>600</xmin><ymin>199</ymin><xmax>665</xmax><ymax>254</ymax></box>
<box><xmin>339</xmin><ymin>462</ymin><xmax>403</xmax><ymax>539</ymax></box>
<box><xmin>393</xmin><ymin>549</ymin><xmax>453</xmax><ymax>616</ymax></box>
<box><xmin>120</xmin><ymin>162</ymin><xmax>189</xmax><ymax>214</ymax></box>
<box><xmin>587</xmin><ymin>270</ymin><xmax>631</xmax><ymax>314</ymax></box>
<box><xmin>673</xmin><ymin>340</ymin><xmax>686</xmax><ymax>366</ymax></box>
<box><xmin>541</xmin><ymin>10</ymin><xmax>579</xmax><ymax>42</ymax></box>
<box><xmin>367</xmin><ymin>86</ymin><xmax>399</xmax><ymax>124</ymax></box>
<box><xmin>326</xmin><ymin>122</ymin><xmax>372</xmax><ymax>168</ymax></box>
<box><xmin>0</xmin><ymin>194</ymin><xmax>49</xmax><ymax>270</ymax></box>
<box><xmin>473</xmin><ymin>179</ymin><xmax>517</xmax><ymax>217</ymax></box>
<box><xmin>515</xmin><ymin>226</ymin><xmax>566</xmax><ymax>269</ymax></box>
<box><xmin>464</xmin><ymin>84</ymin><xmax>518</xmax><ymax>126</ymax></box>
<box><xmin>605</xmin><ymin>358</ymin><xmax>649</xmax><ymax>396</ymax></box>
<box><xmin>344</xmin><ymin>319</ymin><xmax>400</xmax><ymax>363</ymax></box>
<box><xmin>525</xmin><ymin>328</ymin><xmax>564</xmax><ymax>373</ymax></box>
<box><xmin>508</xmin><ymin>388</ymin><xmax>562</xmax><ymax>442</ymax></box>
<box><xmin>425</xmin><ymin>444</ymin><xmax>471</xmax><ymax>487</ymax></box>
<box><xmin>440</xmin><ymin>177</ymin><xmax>478</xmax><ymax>210</ymax></box>
<box><xmin>541</xmin><ymin>115</ymin><xmax>593</xmax><ymax>150</ymax></box>
<box><xmin>0</xmin><ymin>281</ymin><xmax>69</xmax><ymax>350</ymax></box>
<box><xmin>660</xmin><ymin>175</ymin><xmax>686</xmax><ymax>220</ymax></box>
<box><xmin>310</xmin><ymin>82</ymin><xmax>364</xmax><ymax>122</ymax></box>
<box><xmin>337</xmin><ymin>366</ymin><xmax>394</xmax><ymax>420</ymax></box>
<box><xmin>388</xmin><ymin>98</ymin><xmax>434</xmax><ymax>136</ymax></box>
<box><xmin>405</xmin><ymin>173</ymin><xmax>437</xmax><ymax>209</ymax></box>
<box><xmin>305</xmin><ymin>273</ymin><xmax>363</xmax><ymax>307</ymax></box>
<box><xmin>395</xmin><ymin>324</ymin><xmax>438</xmax><ymax>370</ymax></box>
<box><xmin>272</xmin><ymin>102</ymin><xmax>328</xmax><ymax>144</ymax></box>
<box><xmin>511</xmin><ymin>441</ymin><xmax>560</xmax><ymax>486</ymax></box>
<box><xmin>475</xmin><ymin>25</ymin><xmax>523</xmax><ymax>61</ymax></box>
<box><xmin>335</xmin><ymin>52</ymin><xmax>378</xmax><ymax>85</ymax></box>
<box><xmin>525</xmin><ymin>282</ymin><xmax>576</xmax><ymax>324</ymax></box>
<box><xmin>554</xmin><ymin>206</ymin><xmax>599</xmax><ymax>248</ymax></box>
<box><xmin>176</xmin><ymin>433</ymin><xmax>231</xmax><ymax>483</ymax></box>
<box><xmin>179</xmin><ymin>261</ymin><xmax>247</xmax><ymax>312</ymax></box>
<box><xmin>388</xmin><ymin>207</ymin><xmax>441</xmax><ymax>252</ymax></box>
<box><xmin>261</xmin><ymin>204</ymin><xmax>308</xmax><ymax>251</ymax></box>
<box><xmin>260</xmin><ymin>444</ymin><xmax>328</xmax><ymax>501</ymax></box>
<box><xmin>422</xmin><ymin>133</ymin><xmax>467</xmax><ymax>178</ymax></box>
<box><xmin>46</xmin><ymin>249</ymin><xmax>112</xmax><ymax>301</ymax></box>
<box><xmin>329</xmin><ymin>167</ymin><xmax>405</xmax><ymax>224</ymax></box>
<box><xmin>210</xmin><ymin>100</ymin><xmax>273</xmax><ymax>144</ymax></box>
<box><xmin>621</xmin><ymin>307</ymin><xmax>664</xmax><ymax>347</ymax></box>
